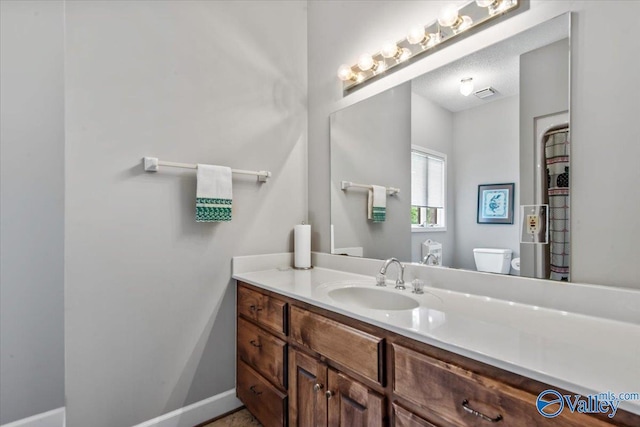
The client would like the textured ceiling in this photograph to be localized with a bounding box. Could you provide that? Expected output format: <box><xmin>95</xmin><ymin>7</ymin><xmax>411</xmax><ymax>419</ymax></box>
<box><xmin>411</xmin><ymin>15</ymin><xmax>569</xmax><ymax>113</ymax></box>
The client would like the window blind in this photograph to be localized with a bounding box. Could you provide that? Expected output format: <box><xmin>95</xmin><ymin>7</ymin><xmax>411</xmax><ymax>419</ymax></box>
<box><xmin>411</xmin><ymin>150</ymin><xmax>444</xmax><ymax>208</ymax></box>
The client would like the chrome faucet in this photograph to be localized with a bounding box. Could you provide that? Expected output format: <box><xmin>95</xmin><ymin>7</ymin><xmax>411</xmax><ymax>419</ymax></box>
<box><xmin>421</xmin><ymin>253</ymin><xmax>437</xmax><ymax>265</ymax></box>
<box><xmin>379</xmin><ymin>258</ymin><xmax>405</xmax><ymax>290</ymax></box>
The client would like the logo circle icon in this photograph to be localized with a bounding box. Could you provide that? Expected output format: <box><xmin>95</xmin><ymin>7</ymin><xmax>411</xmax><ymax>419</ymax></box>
<box><xmin>537</xmin><ymin>389</ymin><xmax>564</xmax><ymax>418</ymax></box>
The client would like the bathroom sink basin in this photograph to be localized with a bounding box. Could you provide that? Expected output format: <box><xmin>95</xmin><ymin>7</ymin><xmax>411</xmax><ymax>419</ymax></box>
<box><xmin>328</xmin><ymin>286</ymin><xmax>419</xmax><ymax>311</ymax></box>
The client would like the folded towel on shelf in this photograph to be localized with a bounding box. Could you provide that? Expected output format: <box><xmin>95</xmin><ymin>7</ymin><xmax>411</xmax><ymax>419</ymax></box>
<box><xmin>196</xmin><ymin>164</ymin><xmax>232</xmax><ymax>222</ymax></box>
<box><xmin>368</xmin><ymin>185</ymin><xmax>386</xmax><ymax>222</ymax></box>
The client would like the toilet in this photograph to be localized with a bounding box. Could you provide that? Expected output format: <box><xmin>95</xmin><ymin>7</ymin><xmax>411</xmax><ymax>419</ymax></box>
<box><xmin>473</xmin><ymin>248</ymin><xmax>513</xmax><ymax>274</ymax></box>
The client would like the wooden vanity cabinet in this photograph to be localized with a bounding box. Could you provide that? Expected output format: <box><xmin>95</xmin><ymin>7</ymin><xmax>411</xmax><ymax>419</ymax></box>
<box><xmin>236</xmin><ymin>281</ymin><xmax>640</xmax><ymax>427</ymax></box>
<box><xmin>288</xmin><ymin>348</ymin><xmax>386</xmax><ymax>427</ymax></box>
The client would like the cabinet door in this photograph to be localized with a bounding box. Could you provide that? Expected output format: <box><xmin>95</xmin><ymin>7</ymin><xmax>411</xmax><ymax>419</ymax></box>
<box><xmin>327</xmin><ymin>368</ymin><xmax>385</xmax><ymax>427</ymax></box>
<box><xmin>289</xmin><ymin>349</ymin><xmax>327</xmax><ymax>427</ymax></box>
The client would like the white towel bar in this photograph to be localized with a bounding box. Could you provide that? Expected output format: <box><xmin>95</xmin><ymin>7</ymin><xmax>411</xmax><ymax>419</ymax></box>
<box><xmin>341</xmin><ymin>180</ymin><xmax>399</xmax><ymax>195</ymax></box>
<box><xmin>143</xmin><ymin>157</ymin><xmax>271</xmax><ymax>182</ymax></box>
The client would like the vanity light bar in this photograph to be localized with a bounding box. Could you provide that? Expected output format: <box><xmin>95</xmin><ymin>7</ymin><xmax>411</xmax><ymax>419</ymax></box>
<box><xmin>337</xmin><ymin>0</ymin><xmax>521</xmax><ymax>92</ymax></box>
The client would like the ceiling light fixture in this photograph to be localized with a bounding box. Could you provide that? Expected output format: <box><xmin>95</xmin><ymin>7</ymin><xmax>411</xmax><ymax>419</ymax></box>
<box><xmin>460</xmin><ymin>78</ymin><xmax>474</xmax><ymax>96</ymax></box>
<box><xmin>336</xmin><ymin>0</ymin><xmax>521</xmax><ymax>92</ymax></box>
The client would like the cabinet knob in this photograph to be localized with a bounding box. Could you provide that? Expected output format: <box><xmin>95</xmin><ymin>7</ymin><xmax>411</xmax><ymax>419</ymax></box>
<box><xmin>249</xmin><ymin>305</ymin><xmax>263</xmax><ymax>312</ymax></box>
<box><xmin>313</xmin><ymin>383</ymin><xmax>324</xmax><ymax>392</ymax></box>
<box><xmin>325</xmin><ymin>390</ymin><xmax>334</xmax><ymax>399</ymax></box>
<box><xmin>249</xmin><ymin>339</ymin><xmax>262</xmax><ymax>348</ymax></box>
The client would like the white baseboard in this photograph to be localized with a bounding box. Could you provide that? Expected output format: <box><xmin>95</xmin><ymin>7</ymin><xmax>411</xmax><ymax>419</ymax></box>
<box><xmin>1</xmin><ymin>408</ymin><xmax>65</xmax><ymax>427</ymax></box>
<box><xmin>133</xmin><ymin>389</ymin><xmax>242</xmax><ymax>427</ymax></box>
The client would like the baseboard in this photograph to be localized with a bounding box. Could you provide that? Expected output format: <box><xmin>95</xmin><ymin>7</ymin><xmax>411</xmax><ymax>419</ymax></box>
<box><xmin>133</xmin><ymin>389</ymin><xmax>242</xmax><ymax>427</ymax></box>
<box><xmin>0</xmin><ymin>408</ymin><xmax>65</xmax><ymax>427</ymax></box>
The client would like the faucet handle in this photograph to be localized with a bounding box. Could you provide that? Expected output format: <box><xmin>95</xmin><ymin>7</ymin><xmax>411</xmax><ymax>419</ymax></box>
<box><xmin>412</xmin><ymin>279</ymin><xmax>425</xmax><ymax>294</ymax></box>
<box><xmin>376</xmin><ymin>273</ymin><xmax>386</xmax><ymax>287</ymax></box>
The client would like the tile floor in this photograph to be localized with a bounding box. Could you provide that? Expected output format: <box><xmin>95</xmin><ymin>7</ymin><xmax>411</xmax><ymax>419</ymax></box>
<box><xmin>201</xmin><ymin>408</ymin><xmax>261</xmax><ymax>427</ymax></box>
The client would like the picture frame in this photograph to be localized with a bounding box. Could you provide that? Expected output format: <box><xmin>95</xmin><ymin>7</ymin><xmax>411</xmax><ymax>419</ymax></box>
<box><xmin>477</xmin><ymin>183</ymin><xmax>515</xmax><ymax>224</ymax></box>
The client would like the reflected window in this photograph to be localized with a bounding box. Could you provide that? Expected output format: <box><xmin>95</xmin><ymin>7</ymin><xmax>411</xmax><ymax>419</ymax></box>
<box><xmin>411</xmin><ymin>146</ymin><xmax>446</xmax><ymax>231</ymax></box>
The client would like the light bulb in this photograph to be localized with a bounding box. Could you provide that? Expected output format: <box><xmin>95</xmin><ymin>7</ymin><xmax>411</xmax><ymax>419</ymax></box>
<box><xmin>381</xmin><ymin>41</ymin><xmax>400</xmax><ymax>59</ymax></box>
<box><xmin>358</xmin><ymin>53</ymin><xmax>375</xmax><ymax>71</ymax></box>
<box><xmin>438</xmin><ymin>5</ymin><xmax>460</xmax><ymax>27</ymax></box>
<box><xmin>407</xmin><ymin>26</ymin><xmax>426</xmax><ymax>45</ymax></box>
<box><xmin>337</xmin><ymin>64</ymin><xmax>354</xmax><ymax>81</ymax></box>
<box><xmin>457</xmin><ymin>16</ymin><xmax>473</xmax><ymax>32</ymax></box>
<box><xmin>476</xmin><ymin>0</ymin><xmax>496</xmax><ymax>7</ymax></box>
<box><xmin>460</xmin><ymin>77</ymin><xmax>474</xmax><ymax>96</ymax></box>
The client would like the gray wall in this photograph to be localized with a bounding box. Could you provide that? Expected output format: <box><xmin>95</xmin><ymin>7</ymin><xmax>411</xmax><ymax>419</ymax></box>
<box><xmin>308</xmin><ymin>0</ymin><xmax>640</xmax><ymax>290</ymax></box>
<box><xmin>519</xmin><ymin>39</ymin><xmax>569</xmax><ymax>278</ymax></box>
<box><xmin>0</xmin><ymin>1</ymin><xmax>65</xmax><ymax>424</ymax></box>
<box><xmin>330</xmin><ymin>84</ymin><xmax>411</xmax><ymax>261</ymax></box>
<box><xmin>410</xmin><ymin>92</ymin><xmax>455</xmax><ymax>265</ymax></box>
<box><xmin>64</xmin><ymin>1</ymin><xmax>307</xmax><ymax>426</ymax></box>
<box><xmin>453</xmin><ymin>96</ymin><xmax>520</xmax><ymax>271</ymax></box>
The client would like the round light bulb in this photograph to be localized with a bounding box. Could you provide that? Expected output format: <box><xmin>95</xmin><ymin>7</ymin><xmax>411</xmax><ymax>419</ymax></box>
<box><xmin>380</xmin><ymin>41</ymin><xmax>399</xmax><ymax>59</ymax></box>
<box><xmin>357</xmin><ymin>53</ymin><xmax>375</xmax><ymax>71</ymax></box>
<box><xmin>407</xmin><ymin>26</ymin><xmax>426</xmax><ymax>45</ymax></box>
<box><xmin>438</xmin><ymin>5</ymin><xmax>460</xmax><ymax>27</ymax></box>
<box><xmin>460</xmin><ymin>77</ymin><xmax>474</xmax><ymax>96</ymax></box>
<box><xmin>337</xmin><ymin>64</ymin><xmax>354</xmax><ymax>81</ymax></box>
<box><xmin>476</xmin><ymin>0</ymin><xmax>496</xmax><ymax>7</ymax></box>
<box><xmin>458</xmin><ymin>16</ymin><xmax>473</xmax><ymax>32</ymax></box>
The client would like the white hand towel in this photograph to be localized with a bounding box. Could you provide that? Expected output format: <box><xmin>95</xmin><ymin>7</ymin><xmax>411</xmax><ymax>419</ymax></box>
<box><xmin>196</xmin><ymin>164</ymin><xmax>232</xmax><ymax>222</ymax></box>
<box><xmin>368</xmin><ymin>185</ymin><xmax>386</xmax><ymax>222</ymax></box>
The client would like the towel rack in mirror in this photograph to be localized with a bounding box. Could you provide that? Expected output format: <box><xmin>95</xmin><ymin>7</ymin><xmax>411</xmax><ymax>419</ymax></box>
<box><xmin>341</xmin><ymin>180</ymin><xmax>399</xmax><ymax>196</ymax></box>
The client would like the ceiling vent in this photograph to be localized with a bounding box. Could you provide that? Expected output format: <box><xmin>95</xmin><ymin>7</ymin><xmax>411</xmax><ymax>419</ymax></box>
<box><xmin>474</xmin><ymin>87</ymin><xmax>497</xmax><ymax>99</ymax></box>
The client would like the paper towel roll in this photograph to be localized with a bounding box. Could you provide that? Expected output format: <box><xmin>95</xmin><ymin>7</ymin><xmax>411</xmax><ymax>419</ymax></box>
<box><xmin>511</xmin><ymin>257</ymin><xmax>521</xmax><ymax>271</ymax></box>
<box><xmin>294</xmin><ymin>224</ymin><xmax>311</xmax><ymax>269</ymax></box>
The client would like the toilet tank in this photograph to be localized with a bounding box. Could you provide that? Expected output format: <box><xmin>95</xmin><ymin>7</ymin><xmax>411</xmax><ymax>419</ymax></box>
<box><xmin>473</xmin><ymin>248</ymin><xmax>512</xmax><ymax>274</ymax></box>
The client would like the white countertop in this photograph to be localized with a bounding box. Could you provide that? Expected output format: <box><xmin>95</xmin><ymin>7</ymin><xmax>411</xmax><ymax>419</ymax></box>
<box><xmin>232</xmin><ymin>254</ymin><xmax>640</xmax><ymax>416</ymax></box>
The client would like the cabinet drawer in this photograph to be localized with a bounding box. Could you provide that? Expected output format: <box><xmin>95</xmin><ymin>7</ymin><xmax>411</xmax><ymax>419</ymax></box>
<box><xmin>237</xmin><ymin>359</ymin><xmax>287</xmax><ymax>427</ymax></box>
<box><xmin>393</xmin><ymin>344</ymin><xmax>612</xmax><ymax>427</ymax></box>
<box><xmin>290</xmin><ymin>306</ymin><xmax>384</xmax><ymax>384</ymax></box>
<box><xmin>238</xmin><ymin>284</ymin><xmax>287</xmax><ymax>335</ymax></box>
<box><xmin>238</xmin><ymin>317</ymin><xmax>287</xmax><ymax>390</ymax></box>
<box><xmin>392</xmin><ymin>403</ymin><xmax>438</xmax><ymax>427</ymax></box>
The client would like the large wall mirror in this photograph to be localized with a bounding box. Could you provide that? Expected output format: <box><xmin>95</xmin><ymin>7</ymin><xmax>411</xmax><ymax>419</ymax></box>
<box><xmin>330</xmin><ymin>13</ymin><xmax>570</xmax><ymax>281</ymax></box>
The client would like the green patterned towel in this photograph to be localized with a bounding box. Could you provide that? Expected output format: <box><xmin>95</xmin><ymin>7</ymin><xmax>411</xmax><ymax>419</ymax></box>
<box><xmin>196</xmin><ymin>197</ymin><xmax>232</xmax><ymax>222</ymax></box>
<box><xmin>196</xmin><ymin>164</ymin><xmax>233</xmax><ymax>222</ymax></box>
<box><xmin>372</xmin><ymin>206</ymin><xmax>386</xmax><ymax>222</ymax></box>
<box><xmin>368</xmin><ymin>185</ymin><xmax>387</xmax><ymax>223</ymax></box>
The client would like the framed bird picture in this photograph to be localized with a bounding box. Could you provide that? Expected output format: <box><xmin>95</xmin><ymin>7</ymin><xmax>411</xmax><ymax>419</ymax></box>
<box><xmin>477</xmin><ymin>183</ymin><xmax>515</xmax><ymax>224</ymax></box>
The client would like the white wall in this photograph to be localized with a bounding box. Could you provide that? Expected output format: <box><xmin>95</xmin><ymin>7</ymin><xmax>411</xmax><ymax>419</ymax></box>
<box><xmin>410</xmin><ymin>92</ymin><xmax>455</xmax><ymax>265</ymax></box>
<box><xmin>0</xmin><ymin>1</ymin><xmax>65</xmax><ymax>424</ymax></box>
<box><xmin>331</xmin><ymin>84</ymin><xmax>411</xmax><ymax>261</ymax></box>
<box><xmin>64</xmin><ymin>1</ymin><xmax>307</xmax><ymax>426</ymax></box>
<box><xmin>453</xmin><ymin>96</ymin><xmax>520</xmax><ymax>271</ymax></box>
<box><xmin>308</xmin><ymin>0</ymin><xmax>640</xmax><ymax>289</ymax></box>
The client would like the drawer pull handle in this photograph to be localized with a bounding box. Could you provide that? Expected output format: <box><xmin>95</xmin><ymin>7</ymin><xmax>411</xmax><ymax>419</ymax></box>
<box><xmin>249</xmin><ymin>339</ymin><xmax>262</xmax><ymax>348</ymax></box>
<box><xmin>313</xmin><ymin>383</ymin><xmax>324</xmax><ymax>392</ymax></box>
<box><xmin>462</xmin><ymin>400</ymin><xmax>503</xmax><ymax>423</ymax></box>
<box><xmin>325</xmin><ymin>390</ymin><xmax>334</xmax><ymax>399</ymax></box>
<box><xmin>249</xmin><ymin>305</ymin><xmax>263</xmax><ymax>312</ymax></box>
<box><xmin>249</xmin><ymin>385</ymin><xmax>262</xmax><ymax>396</ymax></box>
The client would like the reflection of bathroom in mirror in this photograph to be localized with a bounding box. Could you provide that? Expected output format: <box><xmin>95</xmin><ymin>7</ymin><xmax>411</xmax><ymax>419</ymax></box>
<box><xmin>330</xmin><ymin>13</ymin><xmax>570</xmax><ymax>281</ymax></box>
